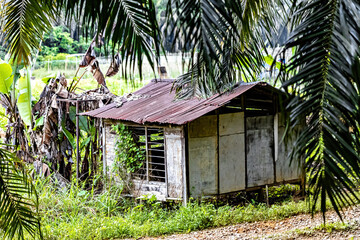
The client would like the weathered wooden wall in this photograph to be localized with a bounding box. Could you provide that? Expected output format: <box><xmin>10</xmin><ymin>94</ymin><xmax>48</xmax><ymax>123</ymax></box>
<box><xmin>246</xmin><ymin>115</ymin><xmax>275</xmax><ymax>187</ymax></box>
<box><xmin>276</xmin><ymin>113</ymin><xmax>303</xmax><ymax>182</ymax></box>
<box><xmin>104</xmin><ymin>110</ymin><xmax>302</xmax><ymax>201</ymax></box>
<box><xmin>104</xmin><ymin>121</ymin><xmax>185</xmax><ymax>201</ymax></box>
<box><xmin>188</xmin><ymin>115</ymin><xmax>218</xmax><ymax>197</ymax></box>
<box><xmin>104</xmin><ymin>123</ymin><xmax>116</xmax><ymax>171</ymax></box>
<box><xmin>165</xmin><ymin>127</ymin><xmax>185</xmax><ymax>199</ymax></box>
<box><xmin>219</xmin><ymin>112</ymin><xmax>246</xmax><ymax>193</ymax></box>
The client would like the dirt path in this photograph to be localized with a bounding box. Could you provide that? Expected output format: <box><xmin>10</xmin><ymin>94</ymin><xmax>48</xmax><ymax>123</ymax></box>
<box><xmin>146</xmin><ymin>206</ymin><xmax>360</xmax><ymax>239</ymax></box>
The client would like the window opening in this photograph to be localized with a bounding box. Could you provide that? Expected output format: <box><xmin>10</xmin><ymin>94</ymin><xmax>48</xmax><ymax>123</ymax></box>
<box><xmin>129</xmin><ymin>126</ymin><xmax>166</xmax><ymax>182</ymax></box>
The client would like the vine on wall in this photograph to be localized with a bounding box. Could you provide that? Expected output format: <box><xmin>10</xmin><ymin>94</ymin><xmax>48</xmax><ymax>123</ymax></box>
<box><xmin>112</xmin><ymin>124</ymin><xmax>144</xmax><ymax>176</ymax></box>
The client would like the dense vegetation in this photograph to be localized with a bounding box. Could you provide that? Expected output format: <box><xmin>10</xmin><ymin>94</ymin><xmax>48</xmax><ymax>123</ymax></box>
<box><xmin>1</xmin><ymin>0</ymin><xmax>360</xmax><ymax>239</ymax></box>
<box><xmin>35</xmin><ymin>181</ymin><xmax>319</xmax><ymax>239</ymax></box>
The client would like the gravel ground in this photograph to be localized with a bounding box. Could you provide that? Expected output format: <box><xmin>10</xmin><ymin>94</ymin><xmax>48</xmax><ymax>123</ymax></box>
<box><xmin>143</xmin><ymin>206</ymin><xmax>360</xmax><ymax>240</ymax></box>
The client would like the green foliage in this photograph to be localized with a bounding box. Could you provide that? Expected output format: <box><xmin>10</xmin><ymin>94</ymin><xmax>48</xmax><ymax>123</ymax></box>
<box><xmin>0</xmin><ymin>60</ymin><xmax>34</xmax><ymax>127</ymax></box>
<box><xmin>55</xmin><ymin>0</ymin><xmax>162</xmax><ymax>80</ymax></box>
<box><xmin>61</xmin><ymin>121</ymin><xmax>76</xmax><ymax>150</ymax></box>
<box><xmin>0</xmin><ymin>61</ymin><xmax>14</xmax><ymax>94</ymax></box>
<box><xmin>268</xmin><ymin>184</ymin><xmax>300</xmax><ymax>199</ymax></box>
<box><xmin>69</xmin><ymin>106</ymin><xmax>89</xmax><ymax>132</ymax></box>
<box><xmin>112</xmin><ymin>124</ymin><xmax>144</xmax><ymax>174</ymax></box>
<box><xmin>41</xmin><ymin>74</ymin><xmax>56</xmax><ymax>85</ymax></box>
<box><xmin>3</xmin><ymin>0</ymin><xmax>54</xmax><ymax>65</ymax></box>
<box><xmin>16</xmin><ymin>69</ymin><xmax>32</xmax><ymax>126</ymax></box>
<box><xmin>30</xmin><ymin>179</ymin><xmax>340</xmax><ymax>240</ymax></box>
<box><xmin>281</xmin><ymin>0</ymin><xmax>360</xmax><ymax>221</ymax></box>
<box><xmin>0</xmin><ymin>145</ymin><xmax>41</xmax><ymax>239</ymax></box>
<box><xmin>41</xmin><ymin>26</ymin><xmax>76</xmax><ymax>56</ymax></box>
<box><xmin>37</xmin><ymin>26</ymin><xmax>94</xmax><ymax>63</ymax></box>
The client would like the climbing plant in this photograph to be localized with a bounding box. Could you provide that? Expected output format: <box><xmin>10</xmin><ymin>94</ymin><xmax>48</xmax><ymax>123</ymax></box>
<box><xmin>112</xmin><ymin>124</ymin><xmax>144</xmax><ymax>175</ymax></box>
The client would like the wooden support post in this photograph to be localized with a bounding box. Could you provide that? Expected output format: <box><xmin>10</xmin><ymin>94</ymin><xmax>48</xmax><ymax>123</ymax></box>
<box><xmin>266</xmin><ymin>185</ymin><xmax>270</xmax><ymax>207</ymax></box>
<box><xmin>273</xmin><ymin>96</ymin><xmax>278</xmax><ymax>184</ymax></box>
<box><xmin>145</xmin><ymin>126</ymin><xmax>149</xmax><ymax>181</ymax></box>
<box><xmin>76</xmin><ymin>101</ymin><xmax>80</xmax><ymax>180</ymax></box>
<box><xmin>273</xmin><ymin>112</ymin><xmax>278</xmax><ymax>183</ymax></box>
<box><xmin>183</xmin><ymin>124</ymin><xmax>189</xmax><ymax>206</ymax></box>
<box><xmin>102</xmin><ymin>119</ymin><xmax>107</xmax><ymax>177</ymax></box>
<box><xmin>242</xmin><ymin>95</ymin><xmax>248</xmax><ymax>189</ymax></box>
<box><xmin>164</xmin><ymin>128</ymin><xmax>168</xmax><ymax>198</ymax></box>
<box><xmin>216</xmin><ymin>110</ymin><xmax>220</xmax><ymax>195</ymax></box>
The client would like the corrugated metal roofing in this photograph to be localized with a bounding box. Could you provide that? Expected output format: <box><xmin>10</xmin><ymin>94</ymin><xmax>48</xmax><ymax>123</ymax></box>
<box><xmin>82</xmin><ymin>80</ymin><xmax>277</xmax><ymax>125</ymax></box>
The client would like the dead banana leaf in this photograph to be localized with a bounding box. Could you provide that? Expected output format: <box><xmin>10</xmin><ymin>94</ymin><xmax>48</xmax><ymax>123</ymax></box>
<box><xmin>106</xmin><ymin>53</ymin><xmax>121</xmax><ymax>77</ymax></box>
<box><xmin>79</xmin><ymin>41</ymin><xmax>96</xmax><ymax>68</ymax></box>
<box><xmin>89</xmin><ymin>59</ymin><xmax>106</xmax><ymax>86</ymax></box>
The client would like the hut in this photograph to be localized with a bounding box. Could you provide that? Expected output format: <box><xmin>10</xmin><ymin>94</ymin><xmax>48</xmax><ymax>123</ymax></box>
<box><xmin>82</xmin><ymin>79</ymin><xmax>303</xmax><ymax>202</ymax></box>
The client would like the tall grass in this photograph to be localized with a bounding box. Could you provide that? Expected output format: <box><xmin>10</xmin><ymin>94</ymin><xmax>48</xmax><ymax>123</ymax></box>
<box><xmin>30</xmin><ymin>54</ymin><xmax>189</xmax><ymax>100</ymax></box>
<box><xmin>31</xmin><ymin>178</ymin><xmax>331</xmax><ymax>240</ymax></box>
<box><xmin>30</xmin><ymin>69</ymin><xmax>149</xmax><ymax>100</ymax></box>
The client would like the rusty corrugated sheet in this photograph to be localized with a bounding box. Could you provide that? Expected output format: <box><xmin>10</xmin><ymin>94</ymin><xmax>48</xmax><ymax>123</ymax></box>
<box><xmin>82</xmin><ymin>80</ymin><xmax>264</xmax><ymax>125</ymax></box>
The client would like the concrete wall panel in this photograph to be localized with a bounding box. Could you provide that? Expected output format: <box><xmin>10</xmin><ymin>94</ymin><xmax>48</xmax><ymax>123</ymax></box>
<box><xmin>189</xmin><ymin>136</ymin><xmax>218</xmax><ymax>197</ymax></box>
<box><xmin>188</xmin><ymin>115</ymin><xmax>218</xmax><ymax>197</ymax></box>
<box><xmin>189</xmin><ymin>115</ymin><xmax>217</xmax><ymax>138</ymax></box>
<box><xmin>219</xmin><ymin>112</ymin><xmax>244</xmax><ymax>136</ymax></box>
<box><xmin>276</xmin><ymin>115</ymin><xmax>302</xmax><ymax>182</ymax></box>
<box><xmin>132</xmin><ymin>180</ymin><xmax>167</xmax><ymax>201</ymax></box>
<box><xmin>218</xmin><ymin>112</ymin><xmax>246</xmax><ymax>193</ymax></box>
<box><xmin>165</xmin><ymin>127</ymin><xmax>184</xmax><ymax>199</ymax></box>
<box><xmin>219</xmin><ymin>133</ymin><xmax>246</xmax><ymax>193</ymax></box>
<box><xmin>105</xmin><ymin>124</ymin><xmax>116</xmax><ymax>171</ymax></box>
<box><xmin>246</xmin><ymin>116</ymin><xmax>275</xmax><ymax>187</ymax></box>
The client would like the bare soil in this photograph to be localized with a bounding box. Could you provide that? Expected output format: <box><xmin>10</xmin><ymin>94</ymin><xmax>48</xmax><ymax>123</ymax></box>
<box><xmin>144</xmin><ymin>206</ymin><xmax>360</xmax><ymax>240</ymax></box>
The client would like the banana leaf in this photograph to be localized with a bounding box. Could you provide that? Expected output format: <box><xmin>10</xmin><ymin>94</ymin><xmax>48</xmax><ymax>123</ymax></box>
<box><xmin>69</xmin><ymin>106</ymin><xmax>89</xmax><ymax>132</ymax></box>
<box><xmin>16</xmin><ymin>69</ymin><xmax>32</xmax><ymax>126</ymax></box>
<box><xmin>61</xmin><ymin>121</ymin><xmax>76</xmax><ymax>150</ymax></box>
<box><xmin>0</xmin><ymin>61</ymin><xmax>13</xmax><ymax>94</ymax></box>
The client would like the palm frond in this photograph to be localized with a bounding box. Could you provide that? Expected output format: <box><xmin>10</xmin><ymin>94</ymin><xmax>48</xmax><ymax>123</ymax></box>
<box><xmin>0</xmin><ymin>145</ymin><xmax>41</xmax><ymax>239</ymax></box>
<box><xmin>166</xmin><ymin>0</ymin><xmax>287</xmax><ymax>98</ymax></box>
<box><xmin>282</xmin><ymin>0</ymin><xmax>360</xmax><ymax>221</ymax></box>
<box><xmin>57</xmin><ymin>0</ymin><xmax>162</xmax><ymax>80</ymax></box>
<box><xmin>3</xmin><ymin>0</ymin><xmax>54</xmax><ymax>65</ymax></box>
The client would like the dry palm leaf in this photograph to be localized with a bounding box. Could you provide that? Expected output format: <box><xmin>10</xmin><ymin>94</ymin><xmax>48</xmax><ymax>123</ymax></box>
<box><xmin>89</xmin><ymin>59</ymin><xmax>106</xmax><ymax>86</ymax></box>
<box><xmin>106</xmin><ymin>53</ymin><xmax>121</xmax><ymax>77</ymax></box>
<box><xmin>79</xmin><ymin>41</ymin><xmax>96</xmax><ymax>68</ymax></box>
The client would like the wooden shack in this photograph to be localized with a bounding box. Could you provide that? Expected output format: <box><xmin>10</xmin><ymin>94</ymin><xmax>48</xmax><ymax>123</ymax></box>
<box><xmin>83</xmin><ymin>79</ymin><xmax>303</xmax><ymax>202</ymax></box>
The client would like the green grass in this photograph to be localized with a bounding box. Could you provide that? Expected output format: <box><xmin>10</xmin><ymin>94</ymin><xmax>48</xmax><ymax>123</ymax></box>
<box><xmin>31</xmin><ymin>67</ymin><xmax>150</xmax><ymax>100</ymax></box>
<box><xmin>31</xmin><ymin>54</ymin><xmax>188</xmax><ymax>100</ymax></box>
<box><xmin>32</xmin><ymin>179</ymin><xmax>330</xmax><ymax>240</ymax></box>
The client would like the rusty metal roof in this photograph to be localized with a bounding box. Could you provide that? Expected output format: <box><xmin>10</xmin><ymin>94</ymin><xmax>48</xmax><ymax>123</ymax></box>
<box><xmin>82</xmin><ymin>80</ymin><xmax>279</xmax><ymax>125</ymax></box>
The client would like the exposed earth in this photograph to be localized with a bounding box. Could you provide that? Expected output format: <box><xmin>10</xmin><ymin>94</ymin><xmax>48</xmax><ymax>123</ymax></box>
<box><xmin>143</xmin><ymin>206</ymin><xmax>360</xmax><ymax>239</ymax></box>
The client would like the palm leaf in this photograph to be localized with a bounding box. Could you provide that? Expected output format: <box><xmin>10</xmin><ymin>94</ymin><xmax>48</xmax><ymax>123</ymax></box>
<box><xmin>3</xmin><ymin>0</ymin><xmax>54</xmax><ymax>65</ymax></box>
<box><xmin>166</xmin><ymin>0</ymin><xmax>285</xmax><ymax>98</ymax></box>
<box><xmin>0</xmin><ymin>145</ymin><xmax>41</xmax><ymax>239</ymax></box>
<box><xmin>282</xmin><ymin>0</ymin><xmax>360</xmax><ymax>221</ymax></box>
<box><xmin>57</xmin><ymin>0</ymin><xmax>162</xmax><ymax>80</ymax></box>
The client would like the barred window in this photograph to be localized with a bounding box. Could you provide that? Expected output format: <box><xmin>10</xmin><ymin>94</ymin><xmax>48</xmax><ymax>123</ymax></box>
<box><xmin>129</xmin><ymin>126</ymin><xmax>166</xmax><ymax>182</ymax></box>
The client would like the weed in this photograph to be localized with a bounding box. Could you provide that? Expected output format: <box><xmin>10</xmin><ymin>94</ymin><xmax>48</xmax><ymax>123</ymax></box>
<box><xmin>25</xmin><ymin>179</ymin><xmax>341</xmax><ymax>240</ymax></box>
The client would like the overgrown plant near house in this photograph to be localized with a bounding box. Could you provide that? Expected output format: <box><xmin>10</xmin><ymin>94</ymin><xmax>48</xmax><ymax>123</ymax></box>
<box><xmin>112</xmin><ymin>123</ymin><xmax>144</xmax><ymax>189</ymax></box>
<box><xmin>29</xmin><ymin>179</ymin><xmax>341</xmax><ymax>240</ymax></box>
<box><xmin>0</xmin><ymin>60</ymin><xmax>34</xmax><ymax>161</ymax></box>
